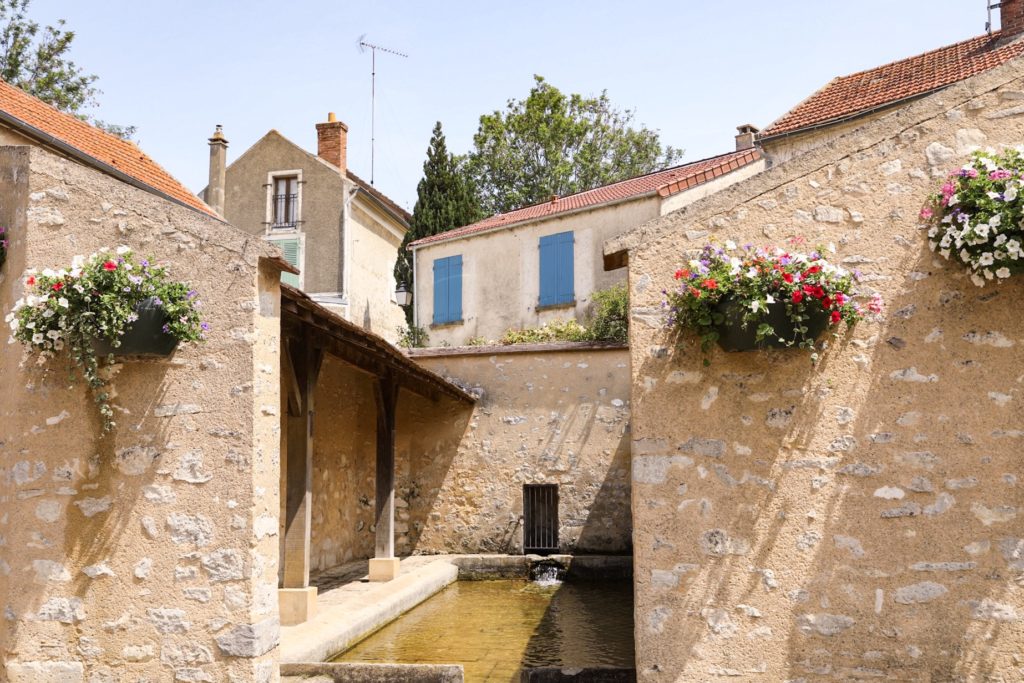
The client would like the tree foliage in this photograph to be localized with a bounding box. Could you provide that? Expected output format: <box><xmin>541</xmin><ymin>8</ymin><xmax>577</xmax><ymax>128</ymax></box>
<box><xmin>465</xmin><ymin>75</ymin><xmax>683</xmax><ymax>215</ymax></box>
<box><xmin>0</xmin><ymin>0</ymin><xmax>133</xmax><ymax>138</ymax></box>
<box><xmin>395</xmin><ymin>122</ymin><xmax>481</xmax><ymax>317</ymax></box>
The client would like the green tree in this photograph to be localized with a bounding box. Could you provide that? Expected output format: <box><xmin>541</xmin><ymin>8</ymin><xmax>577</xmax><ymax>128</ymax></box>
<box><xmin>465</xmin><ymin>75</ymin><xmax>683</xmax><ymax>215</ymax></box>
<box><xmin>395</xmin><ymin>122</ymin><xmax>482</xmax><ymax>319</ymax></box>
<box><xmin>0</xmin><ymin>0</ymin><xmax>134</xmax><ymax>138</ymax></box>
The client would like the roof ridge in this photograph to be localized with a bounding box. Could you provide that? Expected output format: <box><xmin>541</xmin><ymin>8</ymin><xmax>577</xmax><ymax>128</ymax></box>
<box><xmin>836</xmin><ymin>31</ymin><xmax>1000</xmax><ymax>82</ymax></box>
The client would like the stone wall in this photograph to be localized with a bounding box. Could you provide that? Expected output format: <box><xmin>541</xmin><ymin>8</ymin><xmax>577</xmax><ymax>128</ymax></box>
<box><xmin>0</xmin><ymin>145</ymin><xmax>283</xmax><ymax>682</ymax></box>
<box><xmin>301</xmin><ymin>345</ymin><xmax>632</xmax><ymax>572</ymax></box>
<box><xmin>411</xmin><ymin>345</ymin><xmax>632</xmax><ymax>555</ymax></box>
<box><xmin>609</xmin><ymin>57</ymin><xmax>1024</xmax><ymax>681</ymax></box>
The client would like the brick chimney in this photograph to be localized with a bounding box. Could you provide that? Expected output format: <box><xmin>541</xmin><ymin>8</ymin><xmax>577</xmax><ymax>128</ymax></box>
<box><xmin>207</xmin><ymin>124</ymin><xmax>228</xmax><ymax>216</ymax></box>
<box><xmin>1002</xmin><ymin>0</ymin><xmax>1024</xmax><ymax>35</ymax></box>
<box><xmin>315</xmin><ymin>112</ymin><xmax>348</xmax><ymax>172</ymax></box>
<box><xmin>735</xmin><ymin>124</ymin><xmax>760</xmax><ymax>151</ymax></box>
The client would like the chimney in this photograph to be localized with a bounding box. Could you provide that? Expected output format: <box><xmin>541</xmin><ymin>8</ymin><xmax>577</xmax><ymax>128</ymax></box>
<box><xmin>207</xmin><ymin>124</ymin><xmax>228</xmax><ymax>216</ymax></box>
<box><xmin>316</xmin><ymin>112</ymin><xmax>348</xmax><ymax>173</ymax></box>
<box><xmin>1002</xmin><ymin>0</ymin><xmax>1024</xmax><ymax>36</ymax></box>
<box><xmin>735</xmin><ymin>124</ymin><xmax>760</xmax><ymax>151</ymax></box>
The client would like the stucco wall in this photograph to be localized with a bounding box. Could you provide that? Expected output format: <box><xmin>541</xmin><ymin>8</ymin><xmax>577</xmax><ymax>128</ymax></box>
<box><xmin>658</xmin><ymin>159</ymin><xmax>766</xmax><ymax>215</ymax></box>
<box><xmin>612</xmin><ymin>59</ymin><xmax>1024</xmax><ymax>681</ymax></box>
<box><xmin>412</xmin><ymin>198</ymin><xmax>660</xmax><ymax>346</ymax></box>
<box><xmin>0</xmin><ymin>145</ymin><xmax>283</xmax><ymax>682</ymax></box>
<box><xmin>220</xmin><ymin>131</ymin><xmax>405</xmax><ymax>342</ymax></box>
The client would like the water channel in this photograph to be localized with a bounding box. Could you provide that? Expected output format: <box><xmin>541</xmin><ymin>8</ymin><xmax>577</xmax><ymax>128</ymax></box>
<box><xmin>334</xmin><ymin>577</ymin><xmax>634</xmax><ymax>682</ymax></box>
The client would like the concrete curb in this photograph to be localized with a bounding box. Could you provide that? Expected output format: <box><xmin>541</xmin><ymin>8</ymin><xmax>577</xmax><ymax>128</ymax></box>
<box><xmin>280</xmin><ymin>559</ymin><xmax>459</xmax><ymax>663</ymax></box>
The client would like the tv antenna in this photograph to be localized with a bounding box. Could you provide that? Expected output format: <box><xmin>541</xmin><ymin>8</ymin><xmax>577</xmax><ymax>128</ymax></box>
<box><xmin>357</xmin><ymin>36</ymin><xmax>408</xmax><ymax>185</ymax></box>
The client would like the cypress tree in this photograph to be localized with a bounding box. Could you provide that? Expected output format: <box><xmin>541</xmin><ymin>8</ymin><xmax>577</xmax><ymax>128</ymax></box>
<box><xmin>395</xmin><ymin>122</ymin><xmax>482</xmax><ymax>321</ymax></box>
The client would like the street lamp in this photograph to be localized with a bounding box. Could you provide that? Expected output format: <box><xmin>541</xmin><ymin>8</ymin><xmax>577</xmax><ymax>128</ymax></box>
<box><xmin>395</xmin><ymin>282</ymin><xmax>412</xmax><ymax>307</ymax></box>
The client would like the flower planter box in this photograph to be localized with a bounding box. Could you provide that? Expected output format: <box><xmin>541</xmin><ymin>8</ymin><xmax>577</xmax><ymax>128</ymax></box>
<box><xmin>93</xmin><ymin>297</ymin><xmax>179</xmax><ymax>357</ymax></box>
<box><xmin>713</xmin><ymin>297</ymin><xmax>829</xmax><ymax>352</ymax></box>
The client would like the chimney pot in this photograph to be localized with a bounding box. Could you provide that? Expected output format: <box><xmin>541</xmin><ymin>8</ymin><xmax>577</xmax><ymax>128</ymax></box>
<box><xmin>735</xmin><ymin>123</ymin><xmax>760</xmax><ymax>151</ymax></box>
<box><xmin>316</xmin><ymin>114</ymin><xmax>349</xmax><ymax>173</ymax></box>
<box><xmin>1002</xmin><ymin>0</ymin><xmax>1024</xmax><ymax>36</ymax></box>
<box><xmin>207</xmin><ymin>125</ymin><xmax>228</xmax><ymax>216</ymax></box>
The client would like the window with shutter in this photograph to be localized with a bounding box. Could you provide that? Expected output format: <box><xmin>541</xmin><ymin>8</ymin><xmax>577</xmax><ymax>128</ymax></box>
<box><xmin>539</xmin><ymin>231</ymin><xmax>574</xmax><ymax>306</ymax></box>
<box><xmin>276</xmin><ymin>238</ymin><xmax>301</xmax><ymax>287</ymax></box>
<box><xmin>432</xmin><ymin>255</ymin><xmax>463</xmax><ymax>324</ymax></box>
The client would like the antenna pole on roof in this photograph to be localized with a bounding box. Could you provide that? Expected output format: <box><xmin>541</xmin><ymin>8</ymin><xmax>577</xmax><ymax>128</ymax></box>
<box><xmin>357</xmin><ymin>36</ymin><xmax>408</xmax><ymax>186</ymax></box>
<box><xmin>988</xmin><ymin>1</ymin><xmax>1002</xmax><ymax>34</ymax></box>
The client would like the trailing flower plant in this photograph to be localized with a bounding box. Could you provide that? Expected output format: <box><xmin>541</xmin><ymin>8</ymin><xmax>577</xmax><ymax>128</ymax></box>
<box><xmin>665</xmin><ymin>240</ymin><xmax>879</xmax><ymax>356</ymax></box>
<box><xmin>5</xmin><ymin>247</ymin><xmax>207</xmax><ymax>432</ymax></box>
<box><xmin>923</xmin><ymin>148</ymin><xmax>1024</xmax><ymax>286</ymax></box>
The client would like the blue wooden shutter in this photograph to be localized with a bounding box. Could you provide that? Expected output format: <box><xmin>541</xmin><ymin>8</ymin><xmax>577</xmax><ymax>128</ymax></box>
<box><xmin>539</xmin><ymin>231</ymin><xmax>574</xmax><ymax>306</ymax></box>
<box><xmin>433</xmin><ymin>257</ymin><xmax>449</xmax><ymax>324</ymax></box>
<box><xmin>448</xmin><ymin>255</ymin><xmax>462</xmax><ymax>322</ymax></box>
<box><xmin>278</xmin><ymin>238</ymin><xmax>300</xmax><ymax>287</ymax></box>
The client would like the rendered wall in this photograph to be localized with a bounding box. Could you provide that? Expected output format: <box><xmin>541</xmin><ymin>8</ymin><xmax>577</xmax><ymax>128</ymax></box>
<box><xmin>610</xmin><ymin>59</ymin><xmax>1024</xmax><ymax>681</ymax></box>
<box><xmin>0</xmin><ymin>145</ymin><xmax>283</xmax><ymax>682</ymax></box>
<box><xmin>346</xmin><ymin>203</ymin><xmax>407</xmax><ymax>343</ymax></box>
<box><xmin>412</xmin><ymin>198</ymin><xmax>660</xmax><ymax>346</ymax></box>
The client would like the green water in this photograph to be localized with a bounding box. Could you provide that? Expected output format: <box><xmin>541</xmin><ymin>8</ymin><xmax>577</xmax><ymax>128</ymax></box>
<box><xmin>334</xmin><ymin>579</ymin><xmax>635</xmax><ymax>682</ymax></box>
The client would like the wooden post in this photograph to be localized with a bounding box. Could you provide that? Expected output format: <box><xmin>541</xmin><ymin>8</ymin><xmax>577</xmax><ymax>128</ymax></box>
<box><xmin>282</xmin><ymin>333</ymin><xmax>322</xmax><ymax>590</ymax></box>
<box><xmin>370</xmin><ymin>375</ymin><xmax>400</xmax><ymax>581</ymax></box>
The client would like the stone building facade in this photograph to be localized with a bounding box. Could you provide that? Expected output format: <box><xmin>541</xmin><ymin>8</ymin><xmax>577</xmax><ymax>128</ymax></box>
<box><xmin>606</xmin><ymin>54</ymin><xmax>1024</xmax><ymax>681</ymax></box>
<box><xmin>0</xmin><ymin>137</ymin><xmax>285</xmax><ymax>680</ymax></box>
<box><xmin>203</xmin><ymin>116</ymin><xmax>410</xmax><ymax>343</ymax></box>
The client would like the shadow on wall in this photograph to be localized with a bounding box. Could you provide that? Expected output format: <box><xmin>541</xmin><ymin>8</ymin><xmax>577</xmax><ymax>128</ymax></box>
<box><xmin>575</xmin><ymin>432</ymin><xmax>632</xmax><ymax>555</ymax></box>
<box><xmin>632</xmin><ymin>240</ymin><xmax>1023</xmax><ymax>680</ymax></box>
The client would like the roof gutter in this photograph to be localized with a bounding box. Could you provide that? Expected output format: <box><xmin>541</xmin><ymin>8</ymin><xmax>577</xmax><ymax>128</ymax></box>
<box><xmin>354</xmin><ymin>186</ymin><xmax>410</xmax><ymax>234</ymax></box>
<box><xmin>0</xmin><ymin>110</ymin><xmax>223</xmax><ymax>222</ymax></box>
<box><xmin>409</xmin><ymin>191</ymin><xmax>659</xmax><ymax>251</ymax></box>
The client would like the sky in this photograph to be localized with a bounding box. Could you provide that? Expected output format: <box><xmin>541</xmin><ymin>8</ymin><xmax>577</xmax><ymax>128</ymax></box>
<box><xmin>32</xmin><ymin>0</ymin><xmax>991</xmax><ymax>212</ymax></box>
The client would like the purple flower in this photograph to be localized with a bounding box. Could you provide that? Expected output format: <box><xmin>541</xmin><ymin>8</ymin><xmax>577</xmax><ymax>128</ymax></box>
<box><xmin>152</xmin><ymin>297</ymin><xmax>163</xmax><ymax>306</ymax></box>
<box><xmin>161</xmin><ymin>323</ymin><xmax>170</xmax><ymax>334</ymax></box>
<box><xmin>200</xmin><ymin>322</ymin><xmax>210</xmax><ymax>331</ymax></box>
<box><xmin>140</xmin><ymin>259</ymin><xmax>149</xmax><ymax>267</ymax></box>
<box><xmin>186</xmin><ymin>290</ymin><xmax>198</xmax><ymax>300</ymax></box>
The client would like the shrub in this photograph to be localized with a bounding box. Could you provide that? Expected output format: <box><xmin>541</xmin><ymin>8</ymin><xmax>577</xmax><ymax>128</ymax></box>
<box><xmin>588</xmin><ymin>282</ymin><xmax>629</xmax><ymax>343</ymax></box>
<box><xmin>500</xmin><ymin>319</ymin><xmax>590</xmax><ymax>345</ymax></box>
<box><xmin>396</xmin><ymin>323</ymin><xmax>429</xmax><ymax>348</ymax></box>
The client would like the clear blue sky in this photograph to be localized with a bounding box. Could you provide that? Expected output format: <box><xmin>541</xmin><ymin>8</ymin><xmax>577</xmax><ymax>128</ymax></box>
<box><xmin>33</xmin><ymin>0</ymin><xmax>988</xmax><ymax>211</ymax></box>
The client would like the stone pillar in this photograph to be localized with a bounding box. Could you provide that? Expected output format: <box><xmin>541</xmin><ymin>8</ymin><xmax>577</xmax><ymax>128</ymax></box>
<box><xmin>280</xmin><ymin>333</ymin><xmax>322</xmax><ymax>624</ymax></box>
<box><xmin>369</xmin><ymin>377</ymin><xmax>400</xmax><ymax>581</ymax></box>
<box><xmin>206</xmin><ymin>125</ymin><xmax>228</xmax><ymax>216</ymax></box>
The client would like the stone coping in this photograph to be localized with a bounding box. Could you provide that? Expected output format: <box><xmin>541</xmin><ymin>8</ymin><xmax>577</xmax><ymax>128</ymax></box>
<box><xmin>406</xmin><ymin>341</ymin><xmax>628</xmax><ymax>358</ymax></box>
<box><xmin>282</xmin><ymin>662</ymin><xmax>464</xmax><ymax>682</ymax></box>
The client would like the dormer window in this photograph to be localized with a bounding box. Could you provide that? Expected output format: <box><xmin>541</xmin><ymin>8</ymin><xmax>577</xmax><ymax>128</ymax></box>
<box><xmin>271</xmin><ymin>175</ymin><xmax>298</xmax><ymax>229</ymax></box>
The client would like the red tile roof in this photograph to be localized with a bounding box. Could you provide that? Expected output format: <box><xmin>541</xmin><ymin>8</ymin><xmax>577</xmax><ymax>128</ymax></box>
<box><xmin>0</xmin><ymin>79</ymin><xmax>214</xmax><ymax>216</ymax></box>
<box><xmin>409</xmin><ymin>149</ymin><xmax>761</xmax><ymax>248</ymax></box>
<box><xmin>761</xmin><ymin>31</ymin><xmax>1024</xmax><ymax>139</ymax></box>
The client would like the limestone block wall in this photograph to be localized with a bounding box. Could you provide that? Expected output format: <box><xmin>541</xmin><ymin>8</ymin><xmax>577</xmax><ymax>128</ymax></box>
<box><xmin>0</xmin><ymin>145</ymin><xmax>282</xmax><ymax>682</ymax></box>
<box><xmin>612</xmin><ymin>59</ymin><xmax>1024</xmax><ymax>681</ymax></box>
<box><xmin>412</xmin><ymin>345</ymin><xmax>632</xmax><ymax>555</ymax></box>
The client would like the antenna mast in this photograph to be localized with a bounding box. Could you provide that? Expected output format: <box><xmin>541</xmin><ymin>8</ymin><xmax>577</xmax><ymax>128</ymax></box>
<box><xmin>357</xmin><ymin>36</ymin><xmax>408</xmax><ymax>185</ymax></box>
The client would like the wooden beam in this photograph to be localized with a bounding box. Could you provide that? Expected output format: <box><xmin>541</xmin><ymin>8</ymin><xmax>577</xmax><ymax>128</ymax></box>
<box><xmin>282</xmin><ymin>331</ymin><xmax>323</xmax><ymax>589</ymax></box>
<box><xmin>373</xmin><ymin>376</ymin><xmax>399</xmax><ymax>559</ymax></box>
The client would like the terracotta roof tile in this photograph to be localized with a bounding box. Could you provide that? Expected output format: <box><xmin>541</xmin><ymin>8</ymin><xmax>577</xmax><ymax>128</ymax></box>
<box><xmin>0</xmin><ymin>79</ymin><xmax>214</xmax><ymax>215</ymax></box>
<box><xmin>761</xmin><ymin>32</ymin><xmax>1024</xmax><ymax>139</ymax></box>
<box><xmin>409</xmin><ymin>149</ymin><xmax>761</xmax><ymax>248</ymax></box>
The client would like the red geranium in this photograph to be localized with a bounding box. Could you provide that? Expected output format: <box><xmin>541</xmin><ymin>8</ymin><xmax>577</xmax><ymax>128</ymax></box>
<box><xmin>830</xmin><ymin>310</ymin><xmax>841</xmax><ymax>323</ymax></box>
<box><xmin>702</xmin><ymin>278</ymin><xmax>718</xmax><ymax>290</ymax></box>
<box><xmin>821</xmin><ymin>296</ymin><xmax>832</xmax><ymax>309</ymax></box>
<box><xmin>52</xmin><ymin>281</ymin><xmax>63</xmax><ymax>292</ymax></box>
<box><xmin>782</xmin><ymin>272</ymin><xmax>794</xmax><ymax>284</ymax></box>
<box><xmin>25</xmin><ymin>275</ymin><xmax>35</xmax><ymax>286</ymax></box>
<box><xmin>792</xmin><ymin>290</ymin><xmax>804</xmax><ymax>304</ymax></box>
<box><xmin>102</xmin><ymin>261</ymin><xmax>117</xmax><ymax>271</ymax></box>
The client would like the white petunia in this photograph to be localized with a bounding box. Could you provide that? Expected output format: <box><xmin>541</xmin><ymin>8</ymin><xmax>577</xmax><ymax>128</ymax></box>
<box><xmin>116</xmin><ymin>245</ymin><xmax>131</xmax><ymax>255</ymax></box>
<box><xmin>979</xmin><ymin>253</ymin><xmax>995</xmax><ymax>266</ymax></box>
<box><xmin>8</xmin><ymin>318</ymin><xmax>18</xmax><ymax>331</ymax></box>
<box><xmin>71</xmin><ymin>255</ymin><xmax>85</xmax><ymax>268</ymax></box>
<box><xmin>948</xmin><ymin>194</ymin><xmax>959</xmax><ymax>206</ymax></box>
<box><xmin>984</xmin><ymin>268</ymin><xmax>994</xmax><ymax>280</ymax></box>
<box><xmin>990</xmin><ymin>214</ymin><xmax>1002</xmax><ymax>227</ymax></box>
<box><xmin>41</xmin><ymin>309</ymin><xmax>54</xmax><ymax>318</ymax></box>
<box><xmin>1005</xmin><ymin>185</ymin><xmax>1018</xmax><ymax>202</ymax></box>
<box><xmin>747</xmin><ymin>267</ymin><xmax>758</xmax><ymax>278</ymax></box>
<box><xmin>45</xmin><ymin>329</ymin><xmax>59</xmax><ymax>340</ymax></box>
<box><xmin>31</xmin><ymin>333</ymin><xmax>43</xmax><ymax>344</ymax></box>
<box><xmin>57</xmin><ymin>297</ymin><xmax>68</xmax><ymax>308</ymax></box>
<box><xmin>988</xmin><ymin>191</ymin><xmax>1002</xmax><ymax>200</ymax></box>
<box><xmin>41</xmin><ymin>268</ymin><xmax>56</xmax><ymax>278</ymax></box>
<box><xmin>751</xmin><ymin>300</ymin><xmax>761</xmax><ymax>313</ymax></box>
<box><xmin>724</xmin><ymin>240</ymin><xmax>736</xmax><ymax>251</ymax></box>
<box><xmin>970</xmin><ymin>272</ymin><xmax>986</xmax><ymax>287</ymax></box>
<box><xmin>996</xmin><ymin>267</ymin><xmax>1011</xmax><ymax>278</ymax></box>
<box><xmin>765</xmin><ymin>295</ymin><xmax>775</xmax><ymax>304</ymax></box>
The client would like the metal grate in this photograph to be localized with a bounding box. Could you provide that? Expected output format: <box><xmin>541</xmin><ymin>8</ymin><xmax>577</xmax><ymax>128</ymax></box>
<box><xmin>523</xmin><ymin>484</ymin><xmax>559</xmax><ymax>554</ymax></box>
<box><xmin>272</xmin><ymin>193</ymin><xmax>298</xmax><ymax>229</ymax></box>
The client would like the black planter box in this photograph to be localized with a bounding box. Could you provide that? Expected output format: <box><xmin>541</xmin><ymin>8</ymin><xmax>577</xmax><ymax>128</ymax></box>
<box><xmin>93</xmin><ymin>297</ymin><xmax>179</xmax><ymax>357</ymax></box>
<box><xmin>714</xmin><ymin>297</ymin><xmax>829</xmax><ymax>352</ymax></box>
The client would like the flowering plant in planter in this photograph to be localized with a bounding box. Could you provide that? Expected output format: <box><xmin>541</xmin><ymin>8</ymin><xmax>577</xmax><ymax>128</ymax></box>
<box><xmin>5</xmin><ymin>247</ymin><xmax>207</xmax><ymax>432</ymax></box>
<box><xmin>923</xmin><ymin>148</ymin><xmax>1024</xmax><ymax>286</ymax></box>
<box><xmin>665</xmin><ymin>241</ymin><xmax>878</xmax><ymax>357</ymax></box>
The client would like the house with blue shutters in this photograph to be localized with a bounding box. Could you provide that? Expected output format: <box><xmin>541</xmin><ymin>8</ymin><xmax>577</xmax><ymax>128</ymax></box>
<box><xmin>200</xmin><ymin>113</ymin><xmax>411</xmax><ymax>343</ymax></box>
<box><xmin>408</xmin><ymin>139</ymin><xmax>765</xmax><ymax>346</ymax></box>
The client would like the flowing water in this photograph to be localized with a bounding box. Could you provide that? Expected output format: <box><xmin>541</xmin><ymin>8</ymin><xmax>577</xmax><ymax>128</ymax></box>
<box><xmin>334</xmin><ymin>578</ymin><xmax>634</xmax><ymax>682</ymax></box>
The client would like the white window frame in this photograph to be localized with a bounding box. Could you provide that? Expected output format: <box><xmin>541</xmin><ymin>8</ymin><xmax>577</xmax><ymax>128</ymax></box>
<box><xmin>265</xmin><ymin>169</ymin><xmax>303</xmax><ymax>234</ymax></box>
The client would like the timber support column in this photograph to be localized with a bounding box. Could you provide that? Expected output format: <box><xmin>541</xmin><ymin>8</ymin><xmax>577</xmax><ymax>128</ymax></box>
<box><xmin>369</xmin><ymin>375</ymin><xmax>400</xmax><ymax>581</ymax></box>
<box><xmin>279</xmin><ymin>332</ymin><xmax>323</xmax><ymax>624</ymax></box>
